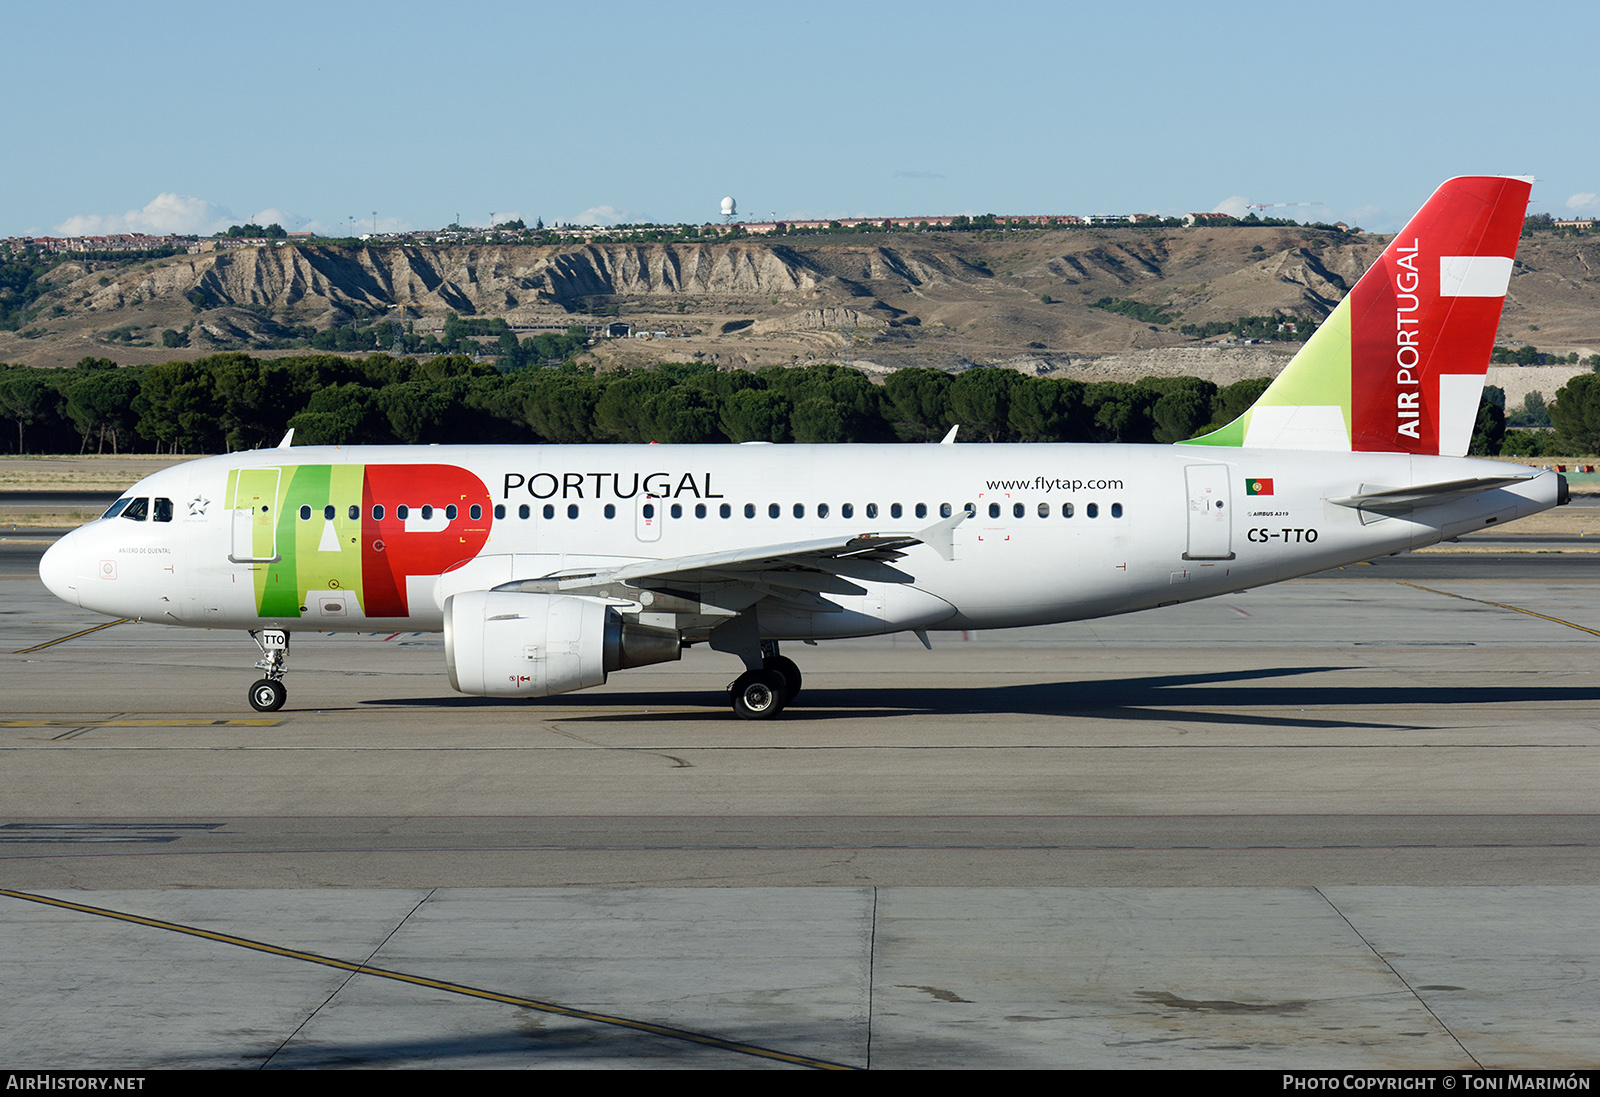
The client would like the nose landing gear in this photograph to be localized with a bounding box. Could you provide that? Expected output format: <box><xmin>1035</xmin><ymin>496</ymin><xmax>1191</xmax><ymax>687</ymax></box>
<box><xmin>247</xmin><ymin>628</ymin><xmax>289</xmax><ymax>712</ymax></box>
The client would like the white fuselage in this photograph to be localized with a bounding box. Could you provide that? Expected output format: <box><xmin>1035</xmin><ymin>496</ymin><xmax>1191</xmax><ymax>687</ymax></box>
<box><xmin>39</xmin><ymin>443</ymin><xmax>1561</xmax><ymax>642</ymax></box>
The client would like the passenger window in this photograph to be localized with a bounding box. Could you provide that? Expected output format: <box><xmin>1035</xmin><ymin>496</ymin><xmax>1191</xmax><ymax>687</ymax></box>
<box><xmin>567</xmin><ymin>504</ymin><xmax>579</xmax><ymax>519</ymax></box>
<box><xmin>324</xmin><ymin>505</ymin><xmax>336</xmax><ymax>521</ymax></box>
<box><xmin>817</xmin><ymin>503</ymin><xmax>829</xmax><ymax>519</ymax></box>
<box><xmin>988</xmin><ymin>503</ymin><xmax>1001</xmax><ymax>518</ymax></box>
<box><xmin>1087</xmin><ymin>503</ymin><xmax>1099</xmax><ymax>518</ymax></box>
<box><xmin>543</xmin><ymin>504</ymin><xmax>555</xmax><ymax>520</ymax></box>
<box><xmin>769</xmin><ymin>503</ymin><xmax>780</xmax><ymax>519</ymax></box>
<box><xmin>469</xmin><ymin>505</ymin><xmax>481</xmax><ymax>520</ymax></box>
<box><xmin>102</xmin><ymin>498</ymin><xmax>132</xmax><ymax>520</ymax></box>
<box><xmin>153</xmin><ymin>497</ymin><xmax>173</xmax><ymax>522</ymax></box>
<box><xmin>446</xmin><ymin>505</ymin><xmax>458</xmax><ymax>520</ymax></box>
<box><xmin>963</xmin><ymin>502</ymin><xmax>976</xmax><ymax>517</ymax></box>
<box><xmin>397</xmin><ymin>505</ymin><xmax>409</xmax><ymax>520</ymax></box>
<box><xmin>793</xmin><ymin>503</ymin><xmax>805</xmax><ymax>518</ymax></box>
<box><xmin>1063</xmin><ymin>503</ymin><xmax>1074</xmax><ymax>518</ymax></box>
<box><xmin>915</xmin><ymin>503</ymin><xmax>927</xmax><ymax>519</ymax></box>
<box><xmin>720</xmin><ymin>504</ymin><xmax>732</xmax><ymax>518</ymax></box>
<box><xmin>1013</xmin><ymin>503</ymin><xmax>1025</xmax><ymax>519</ymax></box>
<box><xmin>298</xmin><ymin>505</ymin><xmax>311</xmax><ymax>521</ymax></box>
<box><xmin>864</xmin><ymin>503</ymin><xmax>876</xmax><ymax>519</ymax></box>
<box><xmin>518</xmin><ymin>504</ymin><xmax>530</xmax><ymax>519</ymax></box>
<box><xmin>695</xmin><ymin>503</ymin><xmax>707</xmax><ymax>519</ymax></box>
<box><xmin>421</xmin><ymin>505</ymin><xmax>433</xmax><ymax>520</ymax></box>
<box><xmin>373</xmin><ymin>504</ymin><xmax>385</xmax><ymax>520</ymax></box>
<box><xmin>670</xmin><ymin>503</ymin><xmax>683</xmax><ymax>519</ymax></box>
<box><xmin>604</xmin><ymin>504</ymin><xmax>616</xmax><ymax>519</ymax></box>
<box><xmin>349</xmin><ymin>505</ymin><xmax>359</xmax><ymax>521</ymax></box>
<box><xmin>122</xmin><ymin>497</ymin><xmax>149</xmax><ymax>522</ymax></box>
<box><xmin>493</xmin><ymin>505</ymin><xmax>504</xmax><ymax>519</ymax></box>
<box><xmin>643</xmin><ymin>503</ymin><xmax>655</xmax><ymax>519</ymax></box>
<box><xmin>1038</xmin><ymin>502</ymin><xmax>1050</xmax><ymax>518</ymax></box>
<box><xmin>745</xmin><ymin>503</ymin><xmax>756</xmax><ymax>518</ymax></box>
<box><xmin>890</xmin><ymin>503</ymin><xmax>902</xmax><ymax>519</ymax></box>
<box><xmin>1111</xmin><ymin>503</ymin><xmax>1123</xmax><ymax>518</ymax></box>
<box><xmin>940</xmin><ymin>503</ymin><xmax>952</xmax><ymax>518</ymax></box>
<box><xmin>843</xmin><ymin>503</ymin><xmax>855</xmax><ymax>519</ymax></box>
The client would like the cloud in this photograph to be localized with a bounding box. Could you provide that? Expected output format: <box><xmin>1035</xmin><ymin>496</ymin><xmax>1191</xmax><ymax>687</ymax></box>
<box><xmin>564</xmin><ymin>205</ymin><xmax>647</xmax><ymax>227</ymax></box>
<box><xmin>54</xmin><ymin>193</ymin><xmax>237</xmax><ymax>236</ymax></box>
<box><xmin>1211</xmin><ymin>195</ymin><xmax>1252</xmax><ymax>219</ymax></box>
<box><xmin>49</xmin><ymin>196</ymin><xmax>414</xmax><ymax>239</ymax></box>
<box><xmin>1566</xmin><ymin>192</ymin><xmax>1599</xmax><ymax>213</ymax></box>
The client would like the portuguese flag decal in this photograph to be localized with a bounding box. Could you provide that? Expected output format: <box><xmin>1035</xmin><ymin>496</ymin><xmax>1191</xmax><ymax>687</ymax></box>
<box><xmin>1246</xmin><ymin>477</ymin><xmax>1274</xmax><ymax>496</ymax></box>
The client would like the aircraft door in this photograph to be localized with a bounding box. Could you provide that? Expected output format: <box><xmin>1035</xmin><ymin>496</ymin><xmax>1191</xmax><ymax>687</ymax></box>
<box><xmin>229</xmin><ymin>468</ymin><xmax>282</xmax><ymax>563</ymax></box>
<box><xmin>1183</xmin><ymin>464</ymin><xmax>1234</xmax><ymax>560</ymax></box>
<box><xmin>635</xmin><ymin>494</ymin><xmax>662</xmax><ymax>542</ymax></box>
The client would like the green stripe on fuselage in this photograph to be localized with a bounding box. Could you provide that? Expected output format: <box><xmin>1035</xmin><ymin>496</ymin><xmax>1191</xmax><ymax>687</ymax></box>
<box><xmin>257</xmin><ymin>464</ymin><xmax>366</xmax><ymax>618</ymax></box>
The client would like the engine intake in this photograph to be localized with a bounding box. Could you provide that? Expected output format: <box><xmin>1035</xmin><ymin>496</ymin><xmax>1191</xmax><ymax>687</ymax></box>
<box><xmin>444</xmin><ymin>591</ymin><xmax>681</xmax><ymax>697</ymax></box>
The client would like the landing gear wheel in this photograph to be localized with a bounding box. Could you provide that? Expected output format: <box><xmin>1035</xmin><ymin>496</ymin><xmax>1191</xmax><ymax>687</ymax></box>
<box><xmin>729</xmin><ymin>669</ymin><xmax>788</xmax><ymax>720</ymax></box>
<box><xmin>762</xmin><ymin>655</ymin><xmax>803</xmax><ymax>703</ymax></box>
<box><xmin>248</xmin><ymin>678</ymin><xmax>286</xmax><ymax>713</ymax></box>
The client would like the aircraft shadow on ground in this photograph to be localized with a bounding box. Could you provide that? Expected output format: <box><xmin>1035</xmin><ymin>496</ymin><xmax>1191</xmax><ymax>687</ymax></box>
<box><xmin>360</xmin><ymin>664</ymin><xmax>1600</xmax><ymax>729</ymax></box>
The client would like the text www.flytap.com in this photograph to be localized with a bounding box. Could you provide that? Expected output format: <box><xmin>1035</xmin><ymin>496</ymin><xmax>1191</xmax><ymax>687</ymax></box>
<box><xmin>984</xmin><ymin>477</ymin><xmax>1125</xmax><ymax>493</ymax></box>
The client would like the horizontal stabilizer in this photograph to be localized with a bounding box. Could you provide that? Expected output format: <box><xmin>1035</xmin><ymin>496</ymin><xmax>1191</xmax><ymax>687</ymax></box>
<box><xmin>1329</xmin><ymin>475</ymin><xmax>1533</xmax><ymax>514</ymax></box>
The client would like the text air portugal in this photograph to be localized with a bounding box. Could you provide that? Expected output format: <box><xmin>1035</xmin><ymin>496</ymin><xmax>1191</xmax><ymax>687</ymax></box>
<box><xmin>1348</xmin><ymin>176</ymin><xmax>1529</xmax><ymax>455</ymax></box>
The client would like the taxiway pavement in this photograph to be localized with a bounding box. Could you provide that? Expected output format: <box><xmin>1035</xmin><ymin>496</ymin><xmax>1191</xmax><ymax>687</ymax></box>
<box><xmin>3</xmin><ymin>558</ymin><xmax>1598</xmax><ymax>1068</ymax></box>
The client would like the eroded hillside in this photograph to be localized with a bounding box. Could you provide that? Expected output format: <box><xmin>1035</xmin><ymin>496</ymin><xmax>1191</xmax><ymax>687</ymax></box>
<box><xmin>4</xmin><ymin>226</ymin><xmax>1596</xmax><ymax>374</ymax></box>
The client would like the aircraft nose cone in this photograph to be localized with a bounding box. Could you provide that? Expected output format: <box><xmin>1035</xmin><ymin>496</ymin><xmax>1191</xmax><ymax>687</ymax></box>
<box><xmin>39</xmin><ymin>533</ymin><xmax>81</xmax><ymax>607</ymax></box>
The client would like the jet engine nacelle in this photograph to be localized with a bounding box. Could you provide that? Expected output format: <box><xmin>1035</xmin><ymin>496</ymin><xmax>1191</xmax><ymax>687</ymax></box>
<box><xmin>444</xmin><ymin>590</ymin><xmax>681</xmax><ymax>697</ymax></box>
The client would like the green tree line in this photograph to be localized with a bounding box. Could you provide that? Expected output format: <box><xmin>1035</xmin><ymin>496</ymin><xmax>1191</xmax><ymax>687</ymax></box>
<box><xmin>0</xmin><ymin>354</ymin><xmax>1586</xmax><ymax>456</ymax></box>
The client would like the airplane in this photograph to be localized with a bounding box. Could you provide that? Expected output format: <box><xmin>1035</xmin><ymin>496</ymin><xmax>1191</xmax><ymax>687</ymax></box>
<box><xmin>38</xmin><ymin>176</ymin><xmax>1566</xmax><ymax>719</ymax></box>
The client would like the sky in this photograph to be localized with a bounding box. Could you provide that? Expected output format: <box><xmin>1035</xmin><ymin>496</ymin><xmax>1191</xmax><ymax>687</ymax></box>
<box><xmin>6</xmin><ymin>0</ymin><xmax>1597</xmax><ymax>239</ymax></box>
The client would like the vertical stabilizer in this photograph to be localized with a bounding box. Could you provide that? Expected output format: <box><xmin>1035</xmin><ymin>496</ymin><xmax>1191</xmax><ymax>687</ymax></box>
<box><xmin>1190</xmin><ymin>175</ymin><xmax>1531</xmax><ymax>455</ymax></box>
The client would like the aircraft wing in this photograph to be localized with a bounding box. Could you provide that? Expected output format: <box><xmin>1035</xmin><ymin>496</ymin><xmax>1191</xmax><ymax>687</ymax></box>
<box><xmin>495</xmin><ymin>512</ymin><xmax>967</xmax><ymax>611</ymax></box>
<box><xmin>600</xmin><ymin>532</ymin><xmax>922</xmax><ymax>584</ymax></box>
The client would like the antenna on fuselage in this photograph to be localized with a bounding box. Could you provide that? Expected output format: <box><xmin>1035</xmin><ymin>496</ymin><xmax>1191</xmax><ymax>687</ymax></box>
<box><xmin>277</xmin><ymin>429</ymin><xmax>295</xmax><ymax>449</ymax></box>
<box><xmin>940</xmin><ymin>425</ymin><xmax>959</xmax><ymax>444</ymax></box>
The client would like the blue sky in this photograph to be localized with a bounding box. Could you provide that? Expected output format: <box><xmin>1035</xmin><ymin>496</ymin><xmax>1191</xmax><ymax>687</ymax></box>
<box><xmin>7</xmin><ymin>0</ymin><xmax>1596</xmax><ymax>238</ymax></box>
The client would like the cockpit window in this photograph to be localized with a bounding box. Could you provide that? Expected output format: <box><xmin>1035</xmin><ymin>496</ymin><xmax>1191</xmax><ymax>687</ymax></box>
<box><xmin>153</xmin><ymin>497</ymin><xmax>173</xmax><ymax>523</ymax></box>
<box><xmin>121</xmin><ymin>497</ymin><xmax>149</xmax><ymax>522</ymax></box>
<box><xmin>102</xmin><ymin>498</ymin><xmax>132</xmax><ymax>520</ymax></box>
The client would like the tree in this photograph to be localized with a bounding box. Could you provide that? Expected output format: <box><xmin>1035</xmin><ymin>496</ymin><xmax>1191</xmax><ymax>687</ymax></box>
<box><xmin>0</xmin><ymin>371</ymin><xmax>60</xmax><ymax>453</ymax></box>
<box><xmin>719</xmin><ymin>388</ymin><xmax>791</xmax><ymax>443</ymax></box>
<box><xmin>1007</xmin><ymin>377</ymin><xmax>1084</xmax><ymax>441</ymax></box>
<box><xmin>949</xmin><ymin>368</ymin><xmax>1021</xmax><ymax>442</ymax></box>
<box><xmin>133</xmin><ymin>360</ymin><xmax>225</xmax><ymax>452</ymax></box>
<box><xmin>882</xmin><ymin>368</ymin><xmax>952</xmax><ymax>441</ymax></box>
<box><xmin>288</xmin><ymin>384</ymin><xmax>392</xmax><ymax>445</ymax></box>
<box><xmin>1138</xmin><ymin>377</ymin><xmax>1219</xmax><ymax>442</ymax></box>
<box><xmin>1550</xmin><ymin>375</ymin><xmax>1600</xmax><ymax>454</ymax></box>
<box><xmin>65</xmin><ymin>367</ymin><xmax>144</xmax><ymax>453</ymax></box>
<box><xmin>1469</xmin><ymin>396</ymin><xmax>1505</xmax><ymax>456</ymax></box>
<box><xmin>595</xmin><ymin>371</ymin><xmax>674</xmax><ymax>441</ymax></box>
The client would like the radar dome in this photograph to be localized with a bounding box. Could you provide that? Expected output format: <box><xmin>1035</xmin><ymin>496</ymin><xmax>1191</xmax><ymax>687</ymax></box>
<box><xmin>720</xmin><ymin>196</ymin><xmax>737</xmax><ymax>217</ymax></box>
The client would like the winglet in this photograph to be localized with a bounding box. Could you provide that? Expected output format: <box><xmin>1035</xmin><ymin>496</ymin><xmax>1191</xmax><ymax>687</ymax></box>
<box><xmin>915</xmin><ymin>509</ymin><xmax>967</xmax><ymax>562</ymax></box>
<box><xmin>276</xmin><ymin>429</ymin><xmax>295</xmax><ymax>449</ymax></box>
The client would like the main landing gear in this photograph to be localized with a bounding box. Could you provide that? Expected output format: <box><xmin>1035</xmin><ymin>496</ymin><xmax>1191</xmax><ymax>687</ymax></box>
<box><xmin>247</xmin><ymin>628</ymin><xmax>289</xmax><ymax>712</ymax></box>
<box><xmin>727</xmin><ymin>643</ymin><xmax>803</xmax><ymax>720</ymax></box>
